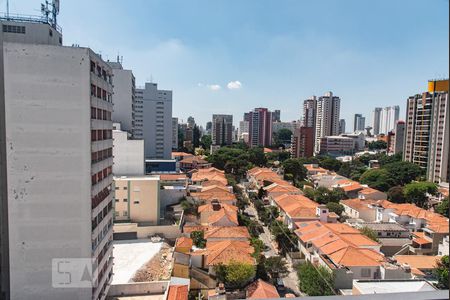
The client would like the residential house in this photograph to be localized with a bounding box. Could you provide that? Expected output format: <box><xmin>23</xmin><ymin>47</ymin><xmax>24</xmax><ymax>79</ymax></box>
<box><xmin>263</xmin><ymin>181</ymin><xmax>301</xmax><ymax>203</ymax></box>
<box><xmin>190</xmin><ymin>185</ymin><xmax>237</xmax><ymax>206</ymax></box>
<box><xmin>333</xmin><ymin>179</ymin><xmax>364</xmax><ymax>199</ymax></box>
<box><xmin>191</xmin><ymin>168</ymin><xmax>228</xmax><ymax>186</ymax></box>
<box><xmin>340</xmin><ymin>199</ymin><xmax>378</xmax><ymax>222</ymax></box>
<box><xmin>204</xmin><ymin>227</ymin><xmax>251</xmax><ymax>242</ymax></box>
<box><xmin>358</xmin><ymin>187</ymin><xmax>387</xmax><ymax>200</ymax></box>
<box><xmin>394</xmin><ymin>255</ymin><xmax>441</xmax><ymax>279</ymax></box>
<box><xmin>179</xmin><ymin>156</ymin><xmax>212</xmax><ymax>172</ymax></box>
<box><xmin>246</xmin><ymin>279</ymin><xmax>280</xmax><ymax>299</ymax></box>
<box><xmin>304</xmin><ymin>164</ymin><xmax>329</xmax><ymax>177</ymax></box>
<box><xmin>167</xmin><ymin>285</ymin><xmax>189</xmax><ymax>300</ymax></box>
<box><xmin>272</xmin><ymin>194</ymin><xmax>321</xmax><ymax>229</ymax></box>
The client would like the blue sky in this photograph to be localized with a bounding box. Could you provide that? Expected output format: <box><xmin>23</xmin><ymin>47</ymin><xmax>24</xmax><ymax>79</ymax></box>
<box><xmin>9</xmin><ymin>0</ymin><xmax>449</xmax><ymax>128</ymax></box>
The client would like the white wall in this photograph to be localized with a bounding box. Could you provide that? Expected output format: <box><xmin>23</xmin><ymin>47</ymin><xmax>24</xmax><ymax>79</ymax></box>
<box><xmin>4</xmin><ymin>43</ymin><xmax>93</xmax><ymax>299</ymax></box>
<box><xmin>113</xmin><ymin>129</ymin><xmax>144</xmax><ymax>176</ymax></box>
<box><xmin>110</xmin><ymin>65</ymin><xmax>134</xmax><ymax>133</ymax></box>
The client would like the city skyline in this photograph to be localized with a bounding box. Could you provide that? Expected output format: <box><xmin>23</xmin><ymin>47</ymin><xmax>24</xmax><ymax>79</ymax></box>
<box><xmin>11</xmin><ymin>0</ymin><xmax>450</xmax><ymax>127</ymax></box>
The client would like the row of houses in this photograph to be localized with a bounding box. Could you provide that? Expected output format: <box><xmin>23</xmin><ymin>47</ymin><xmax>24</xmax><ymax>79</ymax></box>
<box><xmin>245</xmin><ymin>165</ymin><xmax>448</xmax><ymax>294</ymax></box>
<box><xmin>172</xmin><ymin>167</ymin><xmax>282</xmax><ymax>299</ymax></box>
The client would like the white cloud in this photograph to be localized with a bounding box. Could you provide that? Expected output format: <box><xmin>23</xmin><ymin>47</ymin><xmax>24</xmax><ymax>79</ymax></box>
<box><xmin>227</xmin><ymin>80</ymin><xmax>242</xmax><ymax>90</ymax></box>
<box><xmin>207</xmin><ymin>84</ymin><xmax>221</xmax><ymax>91</ymax></box>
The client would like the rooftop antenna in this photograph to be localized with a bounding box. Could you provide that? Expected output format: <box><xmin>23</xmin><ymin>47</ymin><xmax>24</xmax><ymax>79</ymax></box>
<box><xmin>52</xmin><ymin>0</ymin><xmax>60</xmax><ymax>29</ymax></box>
<box><xmin>6</xmin><ymin>0</ymin><xmax>9</xmax><ymax>19</ymax></box>
<box><xmin>41</xmin><ymin>0</ymin><xmax>60</xmax><ymax>29</ymax></box>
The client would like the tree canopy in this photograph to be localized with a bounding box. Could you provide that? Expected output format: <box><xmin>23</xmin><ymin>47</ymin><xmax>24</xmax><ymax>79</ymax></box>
<box><xmin>297</xmin><ymin>262</ymin><xmax>335</xmax><ymax>296</ymax></box>
<box><xmin>435</xmin><ymin>255</ymin><xmax>449</xmax><ymax>289</ymax></box>
<box><xmin>191</xmin><ymin>230</ymin><xmax>206</xmax><ymax>248</ymax></box>
<box><xmin>360</xmin><ymin>226</ymin><xmax>379</xmax><ymax>242</ymax></box>
<box><xmin>282</xmin><ymin>158</ymin><xmax>307</xmax><ymax>183</ymax></box>
<box><xmin>403</xmin><ymin>181</ymin><xmax>438</xmax><ymax>208</ymax></box>
<box><xmin>273</xmin><ymin>128</ymin><xmax>293</xmax><ymax>146</ymax></box>
<box><xmin>359</xmin><ymin>169</ymin><xmax>394</xmax><ymax>192</ymax></box>
<box><xmin>387</xmin><ymin>186</ymin><xmax>406</xmax><ymax>203</ymax></box>
<box><xmin>214</xmin><ymin>261</ymin><xmax>255</xmax><ymax>288</ymax></box>
<box><xmin>367</xmin><ymin>140</ymin><xmax>387</xmax><ymax>150</ymax></box>
<box><xmin>435</xmin><ymin>197</ymin><xmax>449</xmax><ymax>217</ymax></box>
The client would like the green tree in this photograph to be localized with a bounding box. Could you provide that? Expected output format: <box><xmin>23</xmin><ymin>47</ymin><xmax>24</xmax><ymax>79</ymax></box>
<box><xmin>297</xmin><ymin>262</ymin><xmax>335</xmax><ymax>296</ymax></box>
<box><xmin>214</xmin><ymin>261</ymin><xmax>256</xmax><ymax>288</ymax></box>
<box><xmin>269</xmin><ymin>220</ymin><xmax>298</xmax><ymax>253</ymax></box>
<box><xmin>250</xmin><ymin>237</ymin><xmax>265</xmax><ymax>261</ymax></box>
<box><xmin>248</xmin><ymin>147</ymin><xmax>267</xmax><ymax>166</ymax></box>
<box><xmin>435</xmin><ymin>255</ymin><xmax>449</xmax><ymax>289</ymax></box>
<box><xmin>200</xmin><ymin>134</ymin><xmax>212</xmax><ymax>150</ymax></box>
<box><xmin>359</xmin><ymin>168</ymin><xmax>394</xmax><ymax>192</ymax></box>
<box><xmin>273</xmin><ymin>128</ymin><xmax>293</xmax><ymax>145</ymax></box>
<box><xmin>435</xmin><ymin>197</ymin><xmax>449</xmax><ymax>217</ymax></box>
<box><xmin>404</xmin><ymin>181</ymin><xmax>438</xmax><ymax>208</ymax></box>
<box><xmin>191</xmin><ymin>231</ymin><xmax>206</xmax><ymax>248</ymax></box>
<box><xmin>326</xmin><ymin>202</ymin><xmax>345</xmax><ymax>216</ymax></box>
<box><xmin>360</xmin><ymin>227</ymin><xmax>379</xmax><ymax>242</ymax></box>
<box><xmin>387</xmin><ymin>186</ymin><xmax>406</xmax><ymax>203</ymax></box>
<box><xmin>264</xmin><ymin>256</ymin><xmax>289</xmax><ymax>279</ymax></box>
<box><xmin>313</xmin><ymin>187</ymin><xmax>346</xmax><ymax>204</ymax></box>
<box><xmin>282</xmin><ymin>159</ymin><xmax>307</xmax><ymax>182</ymax></box>
<box><xmin>383</xmin><ymin>161</ymin><xmax>424</xmax><ymax>186</ymax></box>
<box><xmin>367</xmin><ymin>140</ymin><xmax>387</xmax><ymax>150</ymax></box>
<box><xmin>317</xmin><ymin>156</ymin><xmax>342</xmax><ymax>172</ymax></box>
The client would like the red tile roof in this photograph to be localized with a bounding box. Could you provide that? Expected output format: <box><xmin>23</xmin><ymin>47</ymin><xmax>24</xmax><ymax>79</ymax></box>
<box><xmin>247</xmin><ymin>279</ymin><xmax>280</xmax><ymax>299</ymax></box>
<box><xmin>167</xmin><ymin>285</ymin><xmax>189</xmax><ymax>300</ymax></box>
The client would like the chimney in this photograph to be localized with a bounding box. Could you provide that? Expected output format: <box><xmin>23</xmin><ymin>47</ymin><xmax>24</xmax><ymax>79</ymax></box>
<box><xmin>317</xmin><ymin>204</ymin><xmax>329</xmax><ymax>223</ymax></box>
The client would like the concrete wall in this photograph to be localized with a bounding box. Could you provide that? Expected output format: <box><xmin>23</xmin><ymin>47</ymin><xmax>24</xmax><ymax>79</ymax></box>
<box><xmin>108</xmin><ymin>281</ymin><xmax>168</xmax><ymax>297</ymax></box>
<box><xmin>160</xmin><ymin>188</ymin><xmax>186</xmax><ymax>208</ymax></box>
<box><xmin>113</xmin><ymin>129</ymin><xmax>145</xmax><ymax>176</ymax></box>
<box><xmin>3</xmin><ymin>43</ymin><xmax>94</xmax><ymax>299</ymax></box>
<box><xmin>113</xmin><ymin>223</ymin><xmax>182</xmax><ymax>240</ymax></box>
<box><xmin>1</xmin><ymin>21</ymin><xmax>62</xmax><ymax>46</ymax></box>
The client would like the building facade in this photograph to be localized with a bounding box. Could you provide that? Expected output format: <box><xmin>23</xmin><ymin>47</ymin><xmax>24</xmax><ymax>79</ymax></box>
<box><xmin>246</xmin><ymin>108</ymin><xmax>273</xmax><ymax>147</ymax></box>
<box><xmin>404</xmin><ymin>80</ymin><xmax>449</xmax><ymax>183</ymax></box>
<box><xmin>114</xmin><ymin>176</ymin><xmax>160</xmax><ymax>225</ymax></box>
<box><xmin>172</xmin><ymin>117</ymin><xmax>178</xmax><ymax>150</ymax></box>
<box><xmin>291</xmin><ymin>127</ymin><xmax>314</xmax><ymax>158</ymax></box>
<box><xmin>0</xmin><ymin>19</ymin><xmax>113</xmax><ymax>299</ymax></box>
<box><xmin>339</xmin><ymin>119</ymin><xmax>346</xmax><ymax>134</ymax></box>
<box><xmin>372</xmin><ymin>107</ymin><xmax>382</xmax><ymax>135</ymax></box>
<box><xmin>393</xmin><ymin>120</ymin><xmax>405</xmax><ymax>154</ymax></box>
<box><xmin>136</xmin><ymin>83</ymin><xmax>173</xmax><ymax>159</ymax></box>
<box><xmin>314</xmin><ymin>92</ymin><xmax>341</xmax><ymax>154</ymax></box>
<box><xmin>354</xmin><ymin>114</ymin><xmax>365</xmax><ymax>132</ymax></box>
<box><xmin>302</xmin><ymin>96</ymin><xmax>317</xmax><ymax>128</ymax></box>
<box><xmin>380</xmin><ymin>106</ymin><xmax>400</xmax><ymax>134</ymax></box>
<box><xmin>319</xmin><ymin>136</ymin><xmax>355</xmax><ymax>156</ymax></box>
<box><xmin>211</xmin><ymin>114</ymin><xmax>233</xmax><ymax>146</ymax></box>
<box><xmin>108</xmin><ymin>60</ymin><xmax>135</xmax><ymax>134</ymax></box>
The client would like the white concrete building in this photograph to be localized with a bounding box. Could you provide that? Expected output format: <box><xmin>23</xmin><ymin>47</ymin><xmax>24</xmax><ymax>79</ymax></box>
<box><xmin>107</xmin><ymin>60</ymin><xmax>135</xmax><ymax>134</ymax></box>
<box><xmin>136</xmin><ymin>83</ymin><xmax>173</xmax><ymax>159</ymax></box>
<box><xmin>319</xmin><ymin>136</ymin><xmax>355</xmax><ymax>156</ymax></box>
<box><xmin>0</xmin><ymin>19</ymin><xmax>113</xmax><ymax>299</ymax></box>
<box><xmin>113</xmin><ymin>123</ymin><xmax>144</xmax><ymax>176</ymax></box>
<box><xmin>379</xmin><ymin>106</ymin><xmax>400</xmax><ymax>135</ymax></box>
<box><xmin>314</xmin><ymin>92</ymin><xmax>341</xmax><ymax>154</ymax></box>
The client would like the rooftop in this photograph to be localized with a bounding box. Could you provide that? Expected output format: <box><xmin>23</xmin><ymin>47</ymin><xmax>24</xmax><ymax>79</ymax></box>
<box><xmin>353</xmin><ymin>279</ymin><xmax>436</xmax><ymax>294</ymax></box>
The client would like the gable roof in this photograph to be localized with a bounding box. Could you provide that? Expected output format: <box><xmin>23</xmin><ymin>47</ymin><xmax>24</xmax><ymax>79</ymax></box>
<box><xmin>247</xmin><ymin>279</ymin><xmax>280</xmax><ymax>299</ymax></box>
<box><xmin>273</xmin><ymin>194</ymin><xmax>318</xmax><ymax>219</ymax></box>
<box><xmin>205</xmin><ymin>240</ymin><xmax>255</xmax><ymax>266</ymax></box>
<box><xmin>198</xmin><ymin>203</ymin><xmax>238</xmax><ymax>214</ymax></box>
<box><xmin>175</xmin><ymin>237</ymin><xmax>193</xmax><ymax>249</ymax></box>
<box><xmin>207</xmin><ymin>209</ymin><xmax>238</xmax><ymax>226</ymax></box>
<box><xmin>204</xmin><ymin>226</ymin><xmax>250</xmax><ymax>239</ymax></box>
<box><xmin>167</xmin><ymin>285</ymin><xmax>189</xmax><ymax>300</ymax></box>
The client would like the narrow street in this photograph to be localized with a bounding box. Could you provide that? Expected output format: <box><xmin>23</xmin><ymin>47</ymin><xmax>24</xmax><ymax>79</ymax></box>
<box><xmin>241</xmin><ymin>187</ymin><xmax>301</xmax><ymax>296</ymax></box>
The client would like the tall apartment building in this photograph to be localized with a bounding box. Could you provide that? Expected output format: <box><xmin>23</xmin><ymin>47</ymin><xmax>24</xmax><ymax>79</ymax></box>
<box><xmin>272</xmin><ymin>109</ymin><xmax>281</xmax><ymax>122</ymax></box>
<box><xmin>314</xmin><ymin>92</ymin><xmax>341</xmax><ymax>154</ymax></box>
<box><xmin>172</xmin><ymin>117</ymin><xmax>179</xmax><ymax>150</ymax></box>
<box><xmin>393</xmin><ymin>120</ymin><xmax>405</xmax><ymax>154</ymax></box>
<box><xmin>372</xmin><ymin>107</ymin><xmax>382</xmax><ymax>135</ymax></box>
<box><xmin>302</xmin><ymin>96</ymin><xmax>317</xmax><ymax>128</ymax></box>
<box><xmin>353</xmin><ymin>114</ymin><xmax>365</xmax><ymax>132</ymax></box>
<box><xmin>0</xmin><ymin>17</ymin><xmax>113</xmax><ymax>299</ymax></box>
<box><xmin>246</xmin><ymin>108</ymin><xmax>273</xmax><ymax>147</ymax></box>
<box><xmin>404</xmin><ymin>80</ymin><xmax>449</xmax><ymax>183</ymax></box>
<box><xmin>380</xmin><ymin>106</ymin><xmax>400</xmax><ymax>134</ymax></box>
<box><xmin>339</xmin><ymin>119</ymin><xmax>346</xmax><ymax>134</ymax></box>
<box><xmin>291</xmin><ymin>127</ymin><xmax>314</xmax><ymax>158</ymax></box>
<box><xmin>238</xmin><ymin>120</ymin><xmax>249</xmax><ymax>142</ymax></box>
<box><xmin>211</xmin><ymin>114</ymin><xmax>233</xmax><ymax>145</ymax></box>
<box><xmin>107</xmin><ymin>60</ymin><xmax>135</xmax><ymax>134</ymax></box>
<box><xmin>136</xmin><ymin>83</ymin><xmax>173</xmax><ymax>159</ymax></box>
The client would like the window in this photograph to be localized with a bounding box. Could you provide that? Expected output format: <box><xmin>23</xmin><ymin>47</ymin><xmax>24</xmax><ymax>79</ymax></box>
<box><xmin>123</xmin><ymin>199</ymin><xmax>128</xmax><ymax>202</ymax></box>
<box><xmin>361</xmin><ymin>268</ymin><xmax>371</xmax><ymax>277</ymax></box>
<box><xmin>115</xmin><ymin>199</ymin><xmax>119</xmax><ymax>202</ymax></box>
<box><xmin>115</xmin><ymin>212</ymin><xmax>119</xmax><ymax>217</ymax></box>
<box><xmin>2</xmin><ymin>24</ymin><xmax>26</xmax><ymax>34</ymax></box>
<box><xmin>49</xmin><ymin>29</ymin><xmax>53</xmax><ymax>37</ymax></box>
<box><xmin>133</xmin><ymin>201</ymin><xmax>140</xmax><ymax>204</ymax></box>
<box><xmin>123</xmin><ymin>186</ymin><xmax>127</xmax><ymax>190</ymax></box>
<box><xmin>123</xmin><ymin>211</ymin><xmax>128</xmax><ymax>217</ymax></box>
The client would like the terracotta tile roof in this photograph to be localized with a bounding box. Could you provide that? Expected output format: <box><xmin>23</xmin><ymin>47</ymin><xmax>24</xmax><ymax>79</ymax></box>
<box><xmin>204</xmin><ymin>226</ymin><xmax>250</xmax><ymax>239</ymax></box>
<box><xmin>207</xmin><ymin>209</ymin><xmax>239</xmax><ymax>226</ymax></box>
<box><xmin>247</xmin><ymin>279</ymin><xmax>280</xmax><ymax>299</ymax></box>
<box><xmin>190</xmin><ymin>191</ymin><xmax>237</xmax><ymax>202</ymax></box>
<box><xmin>198</xmin><ymin>203</ymin><xmax>238</xmax><ymax>214</ymax></box>
<box><xmin>191</xmin><ymin>168</ymin><xmax>228</xmax><ymax>185</ymax></box>
<box><xmin>263</xmin><ymin>148</ymin><xmax>273</xmax><ymax>153</ymax></box>
<box><xmin>167</xmin><ymin>285</ymin><xmax>188</xmax><ymax>300</ymax></box>
<box><xmin>201</xmin><ymin>180</ymin><xmax>227</xmax><ymax>187</ymax></box>
<box><xmin>201</xmin><ymin>185</ymin><xmax>230</xmax><ymax>193</ymax></box>
<box><xmin>159</xmin><ymin>173</ymin><xmax>188</xmax><ymax>181</ymax></box>
<box><xmin>183</xmin><ymin>225</ymin><xmax>207</xmax><ymax>234</ymax></box>
<box><xmin>273</xmin><ymin>194</ymin><xmax>318</xmax><ymax>219</ymax></box>
<box><xmin>205</xmin><ymin>240</ymin><xmax>255</xmax><ymax>266</ymax></box>
<box><xmin>304</xmin><ymin>164</ymin><xmax>328</xmax><ymax>173</ymax></box>
<box><xmin>380</xmin><ymin>201</ymin><xmax>449</xmax><ymax>234</ymax></box>
<box><xmin>263</xmin><ymin>182</ymin><xmax>300</xmax><ymax>194</ymax></box>
<box><xmin>172</xmin><ymin>152</ymin><xmax>193</xmax><ymax>158</ymax></box>
<box><xmin>412</xmin><ymin>232</ymin><xmax>432</xmax><ymax>245</ymax></box>
<box><xmin>359</xmin><ymin>187</ymin><xmax>383</xmax><ymax>195</ymax></box>
<box><xmin>295</xmin><ymin>221</ymin><xmax>383</xmax><ymax>268</ymax></box>
<box><xmin>394</xmin><ymin>255</ymin><xmax>441</xmax><ymax>270</ymax></box>
<box><xmin>175</xmin><ymin>237</ymin><xmax>193</xmax><ymax>249</ymax></box>
<box><xmin>340</xmin><ymin>198</ymin><xmax>378</xmax><ymax>211</ymax></box>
